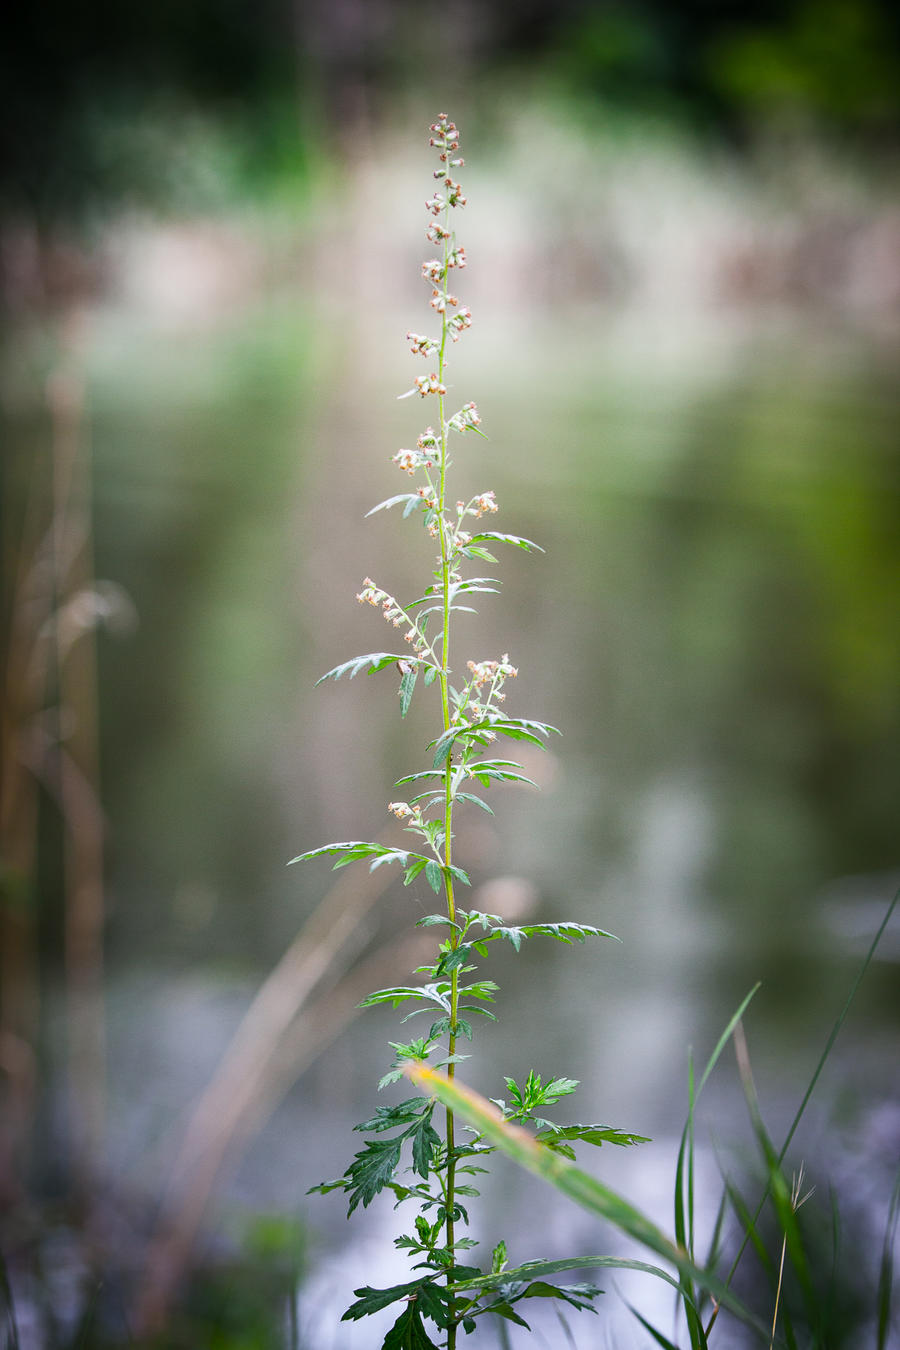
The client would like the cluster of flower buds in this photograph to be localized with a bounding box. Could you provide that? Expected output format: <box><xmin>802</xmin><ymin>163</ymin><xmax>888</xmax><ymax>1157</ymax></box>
<box><xmin>467</xmin><ymin>654</ymin><xmax>518</xmax><ymax>688</ymax></box>
<box><xmin>357</xmin><ymin>579</ymin><xmax>404</xmax><ymax>625</ymax></box>
<box><xmin>417</xmin><ymin>427</ymin><xmax>439</xmax><ymax>453</ymax></box>
<box><xmin>445</xmin><ymin>179</ymin><xmax>467</xmax><ymax>208</ymax></box>
<box><xmin>414</xmin><ymin>372</ymin><xmax>446</xmax><ymax>397</ymax></box>
<box><xmin>407</xmin><ymin>332</ymin><xmax>440</xmax><ymax>357</ymax></box>
<box><xmin>357</xmin><ymin>580</ymin><xmax>431</xmax><ymax>652</ymax></box>
<box><xmin>422</xmin><ymin>259</ymin><xmax>444</xmax><ymax>284</ymax></box>
<box><xmin>393</xmin><ymin>448</ymin><xmax>427</xmax><ymax>474</ymax></box>
<box><xmin>446</xmin><ymin>246</ymin><xmax>467</xmax><ymax>270</ymax></box>
<box><xmin>429</xmin><ymin>113</ymin><xmax>461</xmax><ymax>155</ymax></box>
<box><xmin>472</xmin><ymin>491</ymin><xmax>498</xmax><ymax>517</ymax></box>
<box><xmin>447</xmin><ymin>307</ymin><xmax>472</xmax><ymax>341</ymax></box>
<box><xmin>388</xmin><ymin>800</ymin><xmax>420</xmax><ymax>821</ymax></box>
<box><xmin>448</xmin><ymin>401</ymin><xmax>481</xmax><ymax>434</ymax></box>
<box><xmin>425</xmin><ymin>221</ymin><xmax>451</xmax><ymax>245</ymax></box>
<box><xmin>430</xmin><ymin>290</ymin><xmax>458</xmax><ymax>313</ymax></box>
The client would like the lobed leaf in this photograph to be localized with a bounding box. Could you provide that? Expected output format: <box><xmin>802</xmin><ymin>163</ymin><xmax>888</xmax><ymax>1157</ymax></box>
<box><xmin>342</xmin><ymin>1279</ymin><xmax>426</xmax><ymax>1320</ymax></box>
<box><xmin>366</xmin><ymin>494</ymin><xmax>424</xmax><ymax>517</ymax></box>
<box><xmin>359</xmin><ymin>984</ymin><xmax>452</xmax><ymax>1012</ymax></box>
<box><xmin>536</xmin><ymin>1124</ymin><xmax>652</xmax><ymax>1150</ymax></box>
<box><xmin>345</xmin><ymin>1135</ymin><xmax>404</xmax><ymax>1214</ymax></box>
<box><xmin>354</xmin><ymin>1099</ymin><xmax>428</xmax><ymax>1134</ymax></box>
<box><xmin>315</xmin><ymin>652</ymin><xmax>411</xmax><ymax>685</ymax></box>
<box><xmin>469</xmin><ymin>531</ymin><xmax>544</xmax><ymax>552</ymax></box>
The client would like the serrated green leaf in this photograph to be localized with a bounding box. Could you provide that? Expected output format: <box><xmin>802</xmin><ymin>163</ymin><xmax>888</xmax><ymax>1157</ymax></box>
<box><xmin>535</xmin><ymin>1125</ymin><xmax>652</xmax><ymax>1149</ymax></box>
<box><xmin>365</xmin><ymin>494</ymin><xmax>422</xmax><ymax>517</ymax></box>
<box><xmin>410</xmin><ymin>1111</ymin><xmax>441</xmax><ymax>1178</ymax></box>
<box><xmin>465</xmin><ymin>760</ymin><xmax>539</xmax><ymax>788</ymax></box>
<box><xmin>288</xmin><ymin>840</ymin><xmax>411</xmax><ymax>870</ymax></box>
<box><xmin>345</xmin><ymin>1136</ymin><xmax>404</xmax><ymax>1214</ymax></box>
<box><xmin>521</xmin><ymin>1280</ymin><xmax>601</xmax><ymax>1312</ymax></box>
<box><xmin>354</xmin><ymin>1099</ymin><xmax>427</xmax><ymax>1134</ymax></box>
<box><xmin>315</xmin><ymin>652</ymin><xmax>408</xmax><ymax>685</ymax></box>
<box><xmin>433</xmin><ymin>941</ymin><xmax>470</xmax><ymax>978</ymax></box>
<box><xmin>359</xmin><ymin>984</ymin><xmax>451</xmax><ymax>1012</ymax></box>
<box><xmin>383</xmin><ymin>1301</ymin><xmax>440</xmax><ymax>1349</ymax></box>
<box><xmin>492</xmin><ymin>1240</ymin><xmax>508</xmax><ymax>1274</ymax></box>
<box><xmin>424</xmin><ymin>861</ymin><xmax>442</xmax><ymax>894</ymax></box>
<box><xmin>342</xmin><ymin>1279</ymin><xmax>423</xmax><ymax>1320</ymax></box>
<box><xmin>399</xmin><ymin>664</ymin><xmax>418</xmax><ymax>718</ymax></box>
<box><xmin>416</xmin><ymin>914</ymin><xmax>457</xmax><ymax>929</ymax></box>
<box><xmin>486</xmin><ymin>1301</ymin><xmax>531</xmax><ymax>1329</ymax></box>
<box><xmin>470</xmin><ymin>532</ymin><xmax>544</xmax><ymax>553</ymax></box>
<box><xmin>460</xmin><ymin>545</ymin><xmax>498</xmax><ymax>563</ymax></box>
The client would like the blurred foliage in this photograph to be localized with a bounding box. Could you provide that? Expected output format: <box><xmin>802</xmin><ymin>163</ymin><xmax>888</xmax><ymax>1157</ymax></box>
<box><xmin>3</xmin><ymin>0</ymin><xmax>899</xmax><ymax>225</ymax></box>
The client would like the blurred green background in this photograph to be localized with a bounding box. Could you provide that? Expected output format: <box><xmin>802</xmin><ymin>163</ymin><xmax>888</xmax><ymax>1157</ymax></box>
<box><xmin>2</xmin><ymin>2</ymin><xmax>899</xmax><ymax>1346</ymax></box>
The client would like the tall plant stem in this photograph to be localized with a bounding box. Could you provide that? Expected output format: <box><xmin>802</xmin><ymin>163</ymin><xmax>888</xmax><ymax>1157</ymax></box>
<box><xmin>436</xmin><ymin>211</ymin><xmax>460</xmax><ymax>1348</ymax></box>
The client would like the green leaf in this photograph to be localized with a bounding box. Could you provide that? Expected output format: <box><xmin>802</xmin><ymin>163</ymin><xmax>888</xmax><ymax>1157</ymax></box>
<box><xmin>470</xmin><ymin>531</ymin><xmax>544</xmax><ymax>553</ymax></box>
<box><xmin>365</xmin><ymin>494</ymin><xmax>423</xmax><ymax>517</ymax></box>
<box><xmin>399</xmin><ymin>664</ymin><xmax>418</xmax><ymax>718</ymax></box>
<box><xmin>342</xmin><ymin>1280</ymin><xmax>423</xmax><ymax>1320</ymax></box>
<box><xmin>306</xmin><ymin>1176</ymin><xmax>347</xmax><ymax>1196</ymax></box>
<box><xmin>445</xmin><ymin>863</ymin><xmax>471</xmax><ymax>887</ymax></box>
<box><xmin>424</xmin><ymin>861</ymin><xmax>442</xmax><ymax>894</ymax></box>
<box><xmin>455</xmin><ymin>791</ymin><xmax>494</xmax><ymax>814</ymax></box>
<box><xmin>465</xmin><ymin>760</ymin><xmax>539</xmax><ymax>788</ymax></box>
<box><xmin>345</xmin><ymin>1136</ymin><xmax>404</xmax><ymax>1214</ymax></box>
<box><xmin>315</xmin><ymin>652</ymin><xmax>408</xmax><ymax>685</ymax></box>
<box><xmin>434</xmin><ymin>945</ymin><xmax>471</xmax><ymax>978</ymax></box>
<box><xmin>359</xmin><ymin>984</ymin><xmax>451</xmax><ymax>1012</ymax></box>
<box><xmin>536</xmin><ymin>1124</ymin><xmax>651</xmax><ymax>1149</ymax></box>
<box><xmin>410</xmin><ymin>1111</ymin><xmax>441</xmax><ymax>1178</ymax></box>
<box><xmin>423</xmin><ymin>665</ymin><xmax>438</xmax><ymax>686</ymax></box>
<box><xmin>382</xmin><ymin>1301</ymin><xmax>440</xmax><ymax>1349</ymax></box>
<box><xmin>354</xmin><ymin>1099</ymin><xmax>427</xmax><ymax>1134</ymax></box>
<box><xmin>403</xmin><ymin>857</ymin><xmax>429</xmax><ymax>885</ymax></box>
<box><xmin>492</xmin><ymin>1240</ymin><xmax>508</xmax><ymax>1274</ymax></box>
<box><xmin>460</xmin><ymin>544</ymin><xmax>497</xmax><ymax>563</ymax></box>
<box><xmin>485</xmin><ymin>1301</ymin><xmax>531</xmax><ymax>1329</ymax></box>
<box><xmin>288</xmin><ymin>840</ymin><xmax>416</xmax><ymax>871</ymax></box>
<box><xmin>521</xmin><ymin>1280</ymin><xmax>601</xmax><ymax>1313</ymax></box>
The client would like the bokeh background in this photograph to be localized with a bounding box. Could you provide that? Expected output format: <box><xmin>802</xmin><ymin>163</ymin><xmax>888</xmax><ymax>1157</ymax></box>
<box><xmin>2</xmin><ymin>2</ymin><xmax>899</xmax><ymax>1346</ymax></box>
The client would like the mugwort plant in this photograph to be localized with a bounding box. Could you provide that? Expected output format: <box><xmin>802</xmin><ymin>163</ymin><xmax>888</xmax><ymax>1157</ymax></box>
<box><xmin>292</xmin><ymin>115</ymin><xmax>649</xmax><ymax>1347</ymax></box>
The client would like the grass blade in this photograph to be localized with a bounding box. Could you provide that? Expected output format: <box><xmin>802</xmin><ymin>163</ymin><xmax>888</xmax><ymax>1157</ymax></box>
<box><xmin>716</xmin><ymin>884</ymin><xmax>900</xmax><ymax>1315</ymax></box>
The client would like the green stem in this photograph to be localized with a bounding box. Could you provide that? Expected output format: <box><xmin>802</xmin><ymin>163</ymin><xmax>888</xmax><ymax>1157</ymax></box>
<box><xmin>436</xmin><ymin>203</ymin><xmax>460</xmax><ymax>1349</ymax></box>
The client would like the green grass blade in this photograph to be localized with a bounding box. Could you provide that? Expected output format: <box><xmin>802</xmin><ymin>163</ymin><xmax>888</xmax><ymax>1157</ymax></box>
<box><xmin>718</xmin><ymin>885</ymin><xmax>900</xmax><ymax>1309</ymax></box>
<box><xmin>733</xmin><ymin>1026</ymin><xmax>817</xmax><ymax>1328</ymax></box>
<box><xmin>673</xmin><ymin>987</ymin><xmax>760</xmax><ymax>1349</ymax></box>
<box><xmin>624</xmin><ymin>1300</ymin><xmax>682</xmax><ymax>1350</ymax></box>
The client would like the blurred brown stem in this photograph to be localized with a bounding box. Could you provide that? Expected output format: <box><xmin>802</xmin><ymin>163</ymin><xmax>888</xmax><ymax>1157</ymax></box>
<box><xmin>133</xmin><ymin>853</ymin><xmax>426</xmax><ymax>1338</ymax></box>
